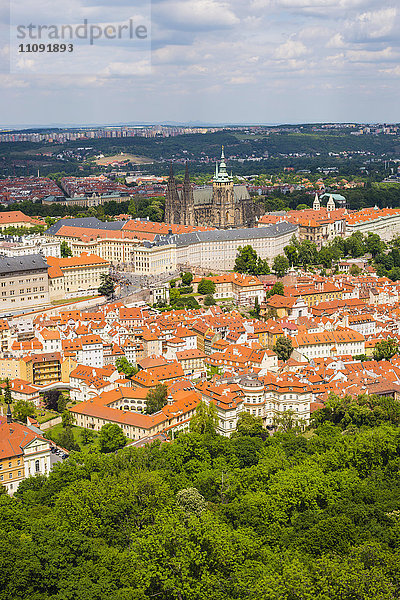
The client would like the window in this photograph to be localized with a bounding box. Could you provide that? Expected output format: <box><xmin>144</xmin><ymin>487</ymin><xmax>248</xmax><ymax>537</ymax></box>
<box><xmin>9</xmin><ymin>473</ymin><xmax>12</xmax><ymax>479</ymax></box>
<box><xmin>35</xmin><ymin>459</ymin><xmax>40</xmax><ymax>473</ymax></box>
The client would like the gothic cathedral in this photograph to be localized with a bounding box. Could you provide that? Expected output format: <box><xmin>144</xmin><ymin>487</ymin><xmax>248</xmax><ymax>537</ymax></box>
<box><xmin>165</xmin><ymin>147</ymin><xmax>262</xmax><ymax>228</ymax></box>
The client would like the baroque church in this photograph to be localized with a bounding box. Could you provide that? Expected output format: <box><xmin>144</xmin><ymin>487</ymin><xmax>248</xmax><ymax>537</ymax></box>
<box><xmin>165</xmin><ymin>147</ymin><xmax>263</xmax><ymax>228</ymax></box>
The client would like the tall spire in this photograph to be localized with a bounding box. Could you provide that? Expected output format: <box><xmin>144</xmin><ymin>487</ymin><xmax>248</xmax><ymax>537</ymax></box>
<box><xmin>184</xmin><ymin>161</ymin><xmax>190</xmax><ymax>184</ymax></box>
<box><xmin>6</xmin><ymin>403</ymin><xmax>12</xmax><ymax>424</ymax></box>
<box><xmin>213</xmin><ymin>146</ymin><xmax>232</xmax><ymax>183</ymax></box>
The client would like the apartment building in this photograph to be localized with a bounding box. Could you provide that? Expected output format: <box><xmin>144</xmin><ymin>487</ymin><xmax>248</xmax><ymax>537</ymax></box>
<box><xmin>0</xmin><ymin>236</ymin><xmax>61</xmax><ymax>258</ymax></box>
<box><xmin>0</xmin><ymin>254</ymin><xmax>50</xmax><ymax>313</ymax></box>
<box><xmin>20</xmin><ymin>353</ymin><xmax>75</xmax><ymax>385</ymax></box>
<box><xmin>291</xmin><ymin>328</ymin><xmax>365</xmax><ymax>360</ymax></box>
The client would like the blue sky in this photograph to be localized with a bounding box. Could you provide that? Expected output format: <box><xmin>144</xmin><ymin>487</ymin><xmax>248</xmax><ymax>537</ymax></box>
<box><xmin>0</xmin><ymin>0</ymin><xmax>399</xmax><ymax>126</ymax></box>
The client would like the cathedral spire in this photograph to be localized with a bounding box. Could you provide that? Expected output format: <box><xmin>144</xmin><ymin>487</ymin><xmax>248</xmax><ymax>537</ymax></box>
<box><xmin>184</xmin><ymin>161</ymin><xmax>190</xmax><ymax>184</ymax></box>
<box><xmin>214</xmin><ymin>146</ymin><xmax>232</xmax><ymax>183</ymax></box>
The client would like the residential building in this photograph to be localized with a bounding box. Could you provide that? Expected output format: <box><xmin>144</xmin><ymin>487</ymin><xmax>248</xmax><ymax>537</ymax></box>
<box><xmin>0</xmin><ymin>254</ymin><xmax>50</xmax><ymax>313</ymax></box>
<box><xmin>291</xmin><ymin>329</ymin><xmax>365</xmax><ymax>360</ymax></box>
<box><xmin>0</xmin><ymin>236</ymin><xmax>61</xmax><ymax>258</ymax></box>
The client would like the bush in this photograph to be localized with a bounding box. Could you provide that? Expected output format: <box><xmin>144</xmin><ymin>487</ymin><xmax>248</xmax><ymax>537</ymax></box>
<box><xmin>179</xmin><ymin>286</ymin><xmax>193</xmax><ymax>295</ymax></box>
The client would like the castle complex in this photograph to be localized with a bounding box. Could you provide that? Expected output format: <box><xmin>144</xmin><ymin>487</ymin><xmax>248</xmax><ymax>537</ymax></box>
<box><xmin>165</xmin><ymin>147</ymin><xmax>263</xmax><ymax>228</ymax></box>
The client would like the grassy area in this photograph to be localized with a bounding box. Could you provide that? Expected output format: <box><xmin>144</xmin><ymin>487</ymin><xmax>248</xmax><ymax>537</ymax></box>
<box><xmin>94</xmin><ymin>153</ymin><xmax>153</xmax><ymax>165</ymax></box>
<box><xmin>372</xmin><ymin>182</ymin><xmax>400</xmax><ymax>189</ymax></box>
<box><xmin>46</xmin><ymin>423</ymin><xmax>99</xmax><ymax>449</ymax></box>
<box><xmin>51</xmin><ymin>295</ymin><xmax>98</xmax><ymax>305</ymax></box>
<box><xmin>36</xmin><ymin>409</ymin><xmax>59</xmax><ymax>424</ymax></box>
<box><xmin>0</xmin><ymin>398</ymin><xmax>58</xmax><ymax>424</ymax></box>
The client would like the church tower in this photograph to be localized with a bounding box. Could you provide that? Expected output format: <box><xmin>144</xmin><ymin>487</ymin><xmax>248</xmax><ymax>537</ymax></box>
<box><xmin>181</xmin><ymin>162</ymin><xmax>195</xmax><ymax>226</ymax></box>
<box><xmin>326</xmin><ymin>194</ymin><xmax>336</xmax><ymax>212</ymax></box>
<box><xmin>212</xmin><ymin>147</ymin><xmax>235</xmax><ymax>228</ymax></box>
<box><xmin>165</xmin><ymin>163</ymin><xmax>180</xmax><ymax>224</ymax></box>
<box><xmin>313</xmin><ymin>193</ymin><xmax>321</xmax><ymax>211</ymax></box>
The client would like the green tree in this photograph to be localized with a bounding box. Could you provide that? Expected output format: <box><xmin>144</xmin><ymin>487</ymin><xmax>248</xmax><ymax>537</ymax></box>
<box><xmin>365</xmin><ymin>232</ymin><xmax>385</xmax><ymax>257</ymax></box>
<box><xmin>128</xmin><ymin>198</ymin><xmax>137</xmax><ymax>217</ymax></box>
<box><xmin>176</xmin><ymin>487</ymin><xmax>207</xmax><ymax>517</ymax></box>
<box><xmin>60</xmin><ymin>241</ymin><xmax>72</xmax><ymax>258</ymax></box>
<box><xmin>350</xmin><ymin>264</ymin><xmax>362</xmax><ymax>276</ymax></box>
<box><xmin>272</xmin><ymin>255</ymin><xmax>289</xmax><ymax>278</ymax></box>
<box><xmin>181</xmin><ymin>271</ymin><xmax>193</xmax><ymax>286</ymax></box>
<box><xmin>373</xmin><ymin>338</ymin><xmax>399</xmax><ymax>361</ymax></box>
<box><xmin>145</xmin><ymin>384</ymin><xmax>168</xmax><ymax>414</ymax></box>
<box><xmin>250</xmin><ymin>296</ymin><xmax>260</xmax><ymax>318</ymax></box>
<box><xmin>169</xmin><ymin>288</ymin><xmax>180</xmax><ymax>304</ymax></box>
<box><xmin>12</xmin><ymin>399</ymin><xmax>36</xmax><ymax>423</ymax></box>
<box><xmin>198</xmin><ymin>279</ymin><xmax>216</xmax><ymax>295</ymax></box>
<box><xmin>98</xmin><ymin>273</ymin><xmax>115</xmax><ymax>297</ymax></box>
<box><xmin>234</xmin><ymin>245</ymin><xmax>258</xmax><ymax>274</ymax></box>
<box><xmin>319</xmin><ymin>246</ymin><xmax>335</xmax><ymax>269</ymax></box>
<box><xmin>265</xmin><ymin>282</ymin><xmax>285</xmax><ymax>299</ymax></box>
<box><xmin>4</xmin><ymin>378</ymin><xmax>12</xmax><ymax>405</ymax></box>
<box><xmin>61</xmin><ymin>410</ymin><xmax>75</xmax><ymax>429</ymax></box>
<box><xmin>234</xmin><ymin>412</ymin><xmax>266</xmax><ymax>438</ymax></box>
<box><xmin>298</xmin><ymin>239</ymin><xmax>318</xmax><ymax>267</ymax></box>
<box><xmin>204</xmin><ymin>294</ymin><xmax>216</xmax><ymax>306</ymax></box>
<box><xmin>99</xmin><ymin>423</ymin><xmax>126</xmax><ymax>453</ymax></box>
<box><xmin>344</xmin><ymin>231</ymin><xmax>366</xmax><ymax>258</ymax></box>
<box><xmin>284</xmin><ymin>243</ymin><xmax>299</xmax><ymax>267</ymax></box>
<box><xmin>57</xmin><ymin>426</ymin><xmax>80</xmax><ymax>451</ymax></box>
<box><xmin>115</xmin><ymin>357</ymin><xmax>138</xmax><ymax>379</ymax></box>
<box><xmin>190</xmin><ymin>400</ymin><xmax>219</xmax><ymax>435</ymax></box>
<box><xmin>273</xmin><ymin>336</ymin><xmax>293</xmax><ymax>362</ymax></box>
<box><xmin>273</xmin><ymin>409</ymin><xmax>306</xmax><ymax>432</ymax></box>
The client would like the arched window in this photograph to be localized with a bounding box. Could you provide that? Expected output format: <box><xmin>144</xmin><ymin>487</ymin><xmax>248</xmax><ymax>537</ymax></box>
<box><xmin>35</xmin><ymin>460</ymin><xmax>40</xmax><ymax>473</ymax></box>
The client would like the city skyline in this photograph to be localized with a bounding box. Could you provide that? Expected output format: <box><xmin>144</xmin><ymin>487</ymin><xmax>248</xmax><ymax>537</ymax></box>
<box><xmin>0</xmin><ymin>0</ymin><xmax>399</xmax><ymax>126</ymax></box>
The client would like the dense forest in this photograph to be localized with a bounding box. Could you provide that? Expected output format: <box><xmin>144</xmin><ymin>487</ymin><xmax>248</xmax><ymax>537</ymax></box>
<box><xmin>2</xmin><ymin>395</ymin><xmax>400</xmax><ymax>600</ymax></box>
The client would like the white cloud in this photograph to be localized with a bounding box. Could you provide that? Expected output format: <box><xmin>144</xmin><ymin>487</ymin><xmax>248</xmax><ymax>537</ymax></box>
<box><xmin>343</xmin><ymin>8</ymin><xmax>398</xmax><ymax>42</ymax></box>
<box><xmin>153</xmin><ymin>0</ymin><xmax>239</xmax><ymax>31</ymax></box>
<box><xmin>275</xmin><ymin>39</ymin><xmax>308</xmax><ymax>59</ymax></box>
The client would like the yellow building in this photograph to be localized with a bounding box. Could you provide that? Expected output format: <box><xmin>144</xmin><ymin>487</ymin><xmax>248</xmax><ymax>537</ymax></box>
<box><xmin>20</xmin><ymin>353</ymin><xmax>76</xmax><ymax>385</ymax></box>
<box><xmin>0</xmin><ymin>411</ymin><xmax>51</xmax><ymax>494</ymax></box>
<box><xmin>47</xmin><ymin>253</ymin><xmax>110</xmax><ymax>301</ymax></box>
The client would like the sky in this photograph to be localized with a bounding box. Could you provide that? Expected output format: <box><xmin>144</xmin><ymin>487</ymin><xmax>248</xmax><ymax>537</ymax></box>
<box><xmin>0</xmin><ymin>0</ymin><xmax>399</xmax><ymax>126</ymax></box>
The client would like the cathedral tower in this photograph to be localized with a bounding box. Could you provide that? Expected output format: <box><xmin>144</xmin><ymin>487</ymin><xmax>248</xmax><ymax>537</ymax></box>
<box><xmin>165</xmin><ymin>163</ymin><xmax>180</xmax><ymax>224</ymax></box>
<box><xmin>181</xmin><ymin>162</ymin><xmax>195</xmax><ymax>226</ymax></box>
<box><xmin>212</xmin><ymin>147</ymin><xmax>235</xmax><ymax>228</ymax></box>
